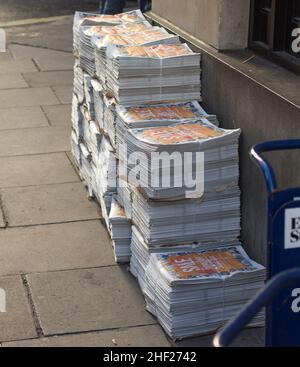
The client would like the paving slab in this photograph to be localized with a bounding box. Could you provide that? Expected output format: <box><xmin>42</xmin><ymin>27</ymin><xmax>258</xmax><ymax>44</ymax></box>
<box><xmin>0</xmin><ymin>73</ymin><xmax>28</xmax><ymax>89</ymax></box>
<box><xmin>0</xmin><ymin>275</ymin><xmax>37</xmax><ymax>342</ymax></box>
<box><xmin>1</xmin><ymin>182</ymin><xmax>101</xmax><ymax>227</ymax></box>
<box><xmin>0</xmin><ymin>153</ymin><xmax>79</xmax><ymax>188</ymax></box>
<box><xmin>33</xmin><ymin>53</ymin><xmax>74</xmax><ymax>71</ymax></box>
<box><xmin>42</xmin><ymin>104</ymin><xmax>71</xmax><ymax>126</ymax></box>
<box><xmin>0</xmin><ymin>59</ymin><xmax>37</xmax><ymax>74</ymax></box>
<box><xmin>0</xmin><ymin>221</ymin><xmax>115</xmax><ymax>276</ymax></box>
<box><xmin>9</xmin><ymin>44</ymin><xmax>72</xmax><ymax>60</ymax></box>
<box><xmin>0</xmin><ymin>126</ymin><xmax>70</xmax><ymax>157</ymax></box>
<box><xmin>6</xmin><ymin>17</ymin><xmax>73</xmax><ymax>52</ymax></box>
<box><xmin>3</xmin><ymin>325</ymin><xmax>171</xmax><ymax>347</ymax></box>
<box><xmin>0</xmin><ymin>51</ymin><xmax>13</xmax><ymax>61</ymax></box>
<box><xmin>27</xmin><ymin>266</ymin><xmax>156</xmax><ymax>336</ymax></box>
<box><xmin>52</xmin><ymin>85</ymin><xmax>72</xmax><ymax>104</ymax></box>
<box><xmin>23</xmin><ymin>71</ymin><xmax>73</xmax><ymax>88</ymax></box>
<box><xmin>175</xmin><ymin>327</ymin><xmax>264</xmax><ymax>347</ymax></box>
<box><xmin>0</xmin><ymin>87</ymin><xmax>59</xmax><ymax>108</ymax></box>
<box><xmin>0</xmin><ymin>106</ymin><xmax>49</xmax><ymax>130</ymax></box>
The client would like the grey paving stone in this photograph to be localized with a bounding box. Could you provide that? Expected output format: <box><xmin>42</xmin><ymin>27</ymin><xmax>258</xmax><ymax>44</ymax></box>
<box><xmin>27</xmin><ymin>267</ymin><xmax>156</xmax><ymax>336</ymax></box>
<box><xmin>0</xmin><ymin>87</ymin><xmax>59</xmax><ymax>108</ymax></box>
<box><xmin>0</xmin><ymin>51</ymin><xmax>13</xmax><ymax>61</ymax></box>
<box><xmin>6</xmin><ymin>17</ymin><xmax>73</xmax><ymax>52</ymax></box>
<box><xmin>0</xmin><ymin>106</ymin><xmax>49</xmax><ymax>130</ymax></box>
<box><xmin>52</xmin><ymin>85</ymin><xmax>72</xmax><ymax>104</ymax></box>
<box><xmin>0</xmin><ymin>221</ymin><xmax>115</xmax><ymax>276</ymax></box>
<box><xmin>0</xmin><ymin>59</ymin><xmax>37</xmax><ymax>74</ymax></box>
<box><xmin>3</xmin><ymin>325</ymin><xmax>171</xmax><ymax>347</ymax></box>
<box><xmin>0</xmin><ymin>126</ymin><xmax>69</xmax><ymax>156</ymax></box>
<box><xmin>0</xmin><ymin>153</ymin><xmax>79</xmax><ymax>188</ymax></box>
<box><xmin>0</xmin><ymin>275</ymin><xmax>37</xmax><ymax>342</ymax></box>
<box><xmin>23</xmin><ymin>71</ymin><xmax>73</xmax><ymax>88</ymax></box>
<box><xmin>42</xmin><ymin>104</ymin><xmax>71</xmax><ymax>126</ymax></box>
<box><xmin>1</xmin><ymin>182</ymin><xmax>101</xmax><ymax>227</ymax></box>
<box><xmin>9</xmin><ymin>44</ymin><xmax>72</xmax><ymax>60</ymax></box>
<box><xmin>175</xmin><ymin>328</ymin><xmax>264</xmax><ymax>347</ymax></box>
<box><xmin>0</xmin><ymin>73</ymin><xmax>28</xmax><ymax>89</ymax></box>
<box><xmin>33</xmin><ymin>53</ymin><xmax>74</xmax><ymax>71</ymax></box>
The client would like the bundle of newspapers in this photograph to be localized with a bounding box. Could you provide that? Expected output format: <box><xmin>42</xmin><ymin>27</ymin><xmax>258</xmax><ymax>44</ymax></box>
<box><xmin>93</xmin><ymin>98</ymin><xmax>217</xmax><ymax>151</ymax></box>
<box><xmin>94</xmin><ymin>27</ymin><xmax>180</xmax><ymax>87</ymax></box>
<box><xmin>115</xmin><ymin>101</ymin><xmax>218</xmax><ymax>151</ymax></box>
<box><xmin>80</xmin><ymin>21</ymin><xmax>151</xmax><ymax>76</ymax></box>
<box><xmin>130</xmin><ymin>225</ymin><xmax>241</xmax><ymax>289</ymax></box>
<box><xmin>73</xmin><ymin>9</ymin><xmax>147</xmax><ymax>55</ymax></box>
<box><xmin>109</xmin><ymin>196</ymin><xmax>132</xmax><ymax>263</ymax></box>
<box><xmin>120</xmin><ymin>119</ymin><xmax>240</xmax><ymax>200</ymax></box>
<box><xmin>130</xmin><ymin>187</ymin><xmax>241</xmax><ymax>247</ymax></box>
<box><xmin>105</xmin><ymin>43</ymin><xmax>201</xmax><ymax>104</ymax></box>
<box><xmin>130</xmin><ymin>226</ymin><xmax>265</xmax><ymax>339</ymax></box>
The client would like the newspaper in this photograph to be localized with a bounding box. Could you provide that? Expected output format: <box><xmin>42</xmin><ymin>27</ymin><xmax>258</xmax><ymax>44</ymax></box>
<box><xmin>104</xmin><ymin>43</ymin><xmax>201</xmax><ymax>104</ymax></box>
<box><xmin>129</xmin><ymin>225</ymin><xmax>265</xmax><ymax>339</ymax></box>
<box><xmin>93</xmin><ymin>27</ymin><xmax>180</xmax><ymax>85</ymax></box>
<box><xmin>109</xmin><ymin>196</ymin><xmax>132</xmax><ymax>263</ymax></box>
<box><xmin>131</xmin><ymin>185</ymin><xmax>241</xmax><ymax>247</ymax></box>
<box><xmin>79</xmin><ymin>22</ymin><xmax>152</xmax><ymax>76</ymax></box>
<box><xmin>114</xmin><ymin>101</ymin><xmax>218</xmax><ymax>153</ymax></box>
<box><xmin>151</xmin><ymin>246</ymin><xmax>265</xmax><ymax>284</ymax></box>
<box><xmin>121</xmin><ymin>119</ymin><xmax>241</xmax><ymax>200</ymax></box>
<box><xmin>73</xmin><ymin>9</ymin><xmax>146</xmax><ymax>54</ymax></box>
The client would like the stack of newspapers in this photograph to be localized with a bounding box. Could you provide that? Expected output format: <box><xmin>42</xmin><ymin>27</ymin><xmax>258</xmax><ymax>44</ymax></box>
<box><xmin>105</xmin><ymin>43</ymin><xmax>201</xmax><ymax>104</ymax></box>
<box><xmin>109</xmin><ymin>196</ymin><xmax>132</xmax><ymax>263</ymax></box>
<box><xmin>130</xmin><ymin>226</ymin><xmax>265</xmax><ymax>339</ymax></box>
<box><xmin>130</xmin><ymin>226</ymin><xmax>240</xmax><ymax>289</ymax></box>
<box><xmin>131</xmin><ymin>187</ymin><xmax>241</xmax><ymax>247</ymax></box>
<box><xmin>73</xmin><ymin>9</ymin><xmax>146</xmax><ymax>55</ymax></box>
<box><xmin>121</xmin><ymin>119</ymin><xmax>240</xmax><ymax>200</ymax></box>
<box><xmin>94</xmin><ymin>28</ymin><xmax>180</xmax><ymax>86</ymax></box>
<box><xmin>80</xmin><ymin>22</ymin><xmax>151</xmax><ymax>76</ymax></box>
<box><xmin>117</xmin><ymin>120</ymin><xmax>241</xmax><ymax>248</ymax></box>
<box><xmin>115</xmin><ymin>101</ymin><xmax>218</xmax><ymax>153</ymax></box>
<box><xmin>71</xmin><ymin>9</ymin><xmax>265</xmax><ymax>340</ymax></box>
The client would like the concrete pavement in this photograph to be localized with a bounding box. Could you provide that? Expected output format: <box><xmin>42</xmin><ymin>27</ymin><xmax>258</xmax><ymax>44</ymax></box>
<box><xmin>0</xmin><ymin>17</ymin><xmax>264</xmax><ymax>347</ymax></box>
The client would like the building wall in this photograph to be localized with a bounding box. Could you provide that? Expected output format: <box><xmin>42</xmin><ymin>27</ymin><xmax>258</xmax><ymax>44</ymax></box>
<box><xmin>201</xmin><ymin>53</ymin><xmax>300</xmax><ymax>264</ymax></box>
<box><xmin>152</xmin><ymin>0</ymin><xmax>220</xmax><ymax>49</ymax></box>
<box><xmin>152</xmin><ymin>0</ymin><xmax>251</xmax><ymax>50</ymax></box>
